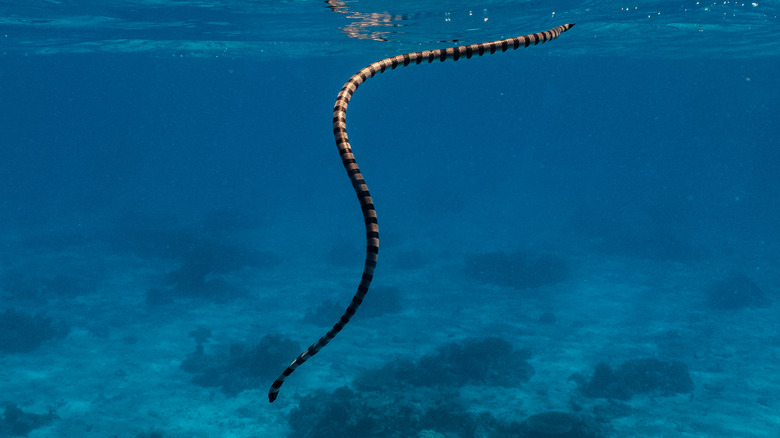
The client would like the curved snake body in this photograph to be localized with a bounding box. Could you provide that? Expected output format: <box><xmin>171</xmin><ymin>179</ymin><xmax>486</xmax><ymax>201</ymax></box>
<box><xmin>268</xmin><ymin>23</ymin><xmax>574</xmax><ymax>403</ymax></box>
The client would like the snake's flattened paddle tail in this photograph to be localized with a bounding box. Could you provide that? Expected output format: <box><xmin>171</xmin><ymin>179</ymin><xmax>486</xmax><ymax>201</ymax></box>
<box><xmin>268</xmin><ymin>23</ymin><xmax>574</xmax><ymax>403</ymax></box>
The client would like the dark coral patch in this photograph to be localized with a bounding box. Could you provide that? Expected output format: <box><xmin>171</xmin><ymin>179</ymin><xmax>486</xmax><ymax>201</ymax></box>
<box><xmin>0</xmin><ymin>309</ymin><xmax>69</xmax><ymax>354</ymax></box>
<box><xmin>180</xmin><ymin>333</ymin><xmax>300</xmax><ymax>396</ymax></box>
<box><xmin>509</xmin><ymin>411</ymin><xmax>601</xmax><ymax>438</ymax></box>
<box><xmin>1</xmin><ymin>404</ymin><xmax>57</xmax><ymax>437</ymax></box>
<box><xmin>288</xmin><ymin>387</ymin><xmax>479</xmax><ymax>438</ymax></box>
<box><xmin>579</xmin><ymin>358</ymin><xmax>693</xmax><ymax>400</ymax></box>
<box><xmin>705</xmin><ymin>273</ymin><xmax>770</xmax><ymax>310</ymax></box>
<box><xmin>355</xmin><ymin>336</ymin><xmax>533</xmax><ymax>390</ymax></box>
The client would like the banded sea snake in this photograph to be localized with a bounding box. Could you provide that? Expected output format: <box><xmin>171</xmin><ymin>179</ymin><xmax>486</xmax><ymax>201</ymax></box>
<box><xmin>268</xmin><ymin>23</ymin><xmax>575</xmax><ymax>403</ymax></box>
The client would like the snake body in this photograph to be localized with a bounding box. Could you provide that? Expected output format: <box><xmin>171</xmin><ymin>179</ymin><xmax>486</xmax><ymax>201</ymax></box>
<box><xmin>268</xmin><ymin>23</ymin><xmax>575</xmax><ymax>403</ymax></box>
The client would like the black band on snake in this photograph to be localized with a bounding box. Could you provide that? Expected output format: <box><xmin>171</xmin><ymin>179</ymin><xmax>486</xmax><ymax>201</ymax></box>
<box><xmin>268</xmin><ymin>23</ymin><xmax>575</xmax><ymax>403</ymax></box>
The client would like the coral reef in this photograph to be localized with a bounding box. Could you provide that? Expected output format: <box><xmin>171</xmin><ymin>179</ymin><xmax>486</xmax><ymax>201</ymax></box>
<box><xmin>0</xmin><ymin>309</ymin><xmax>69</xmax><ymax>354</ymax></box>
<box><xmin>589</xmin><ymin>400</ymin><xmax>633</xmax><ymax>423</ymax></box>
<box><xmin>113</xmin><ymin>214</ymin><xmax>277</xmax><ymax>304</ymax></box>
<box><xmin>135</xmin><ymin>429</ymin><xmax>166</xmax><ymax>438</ymax></box>
<box><xmin>464</xmin><ymin>251</ymin><xmax>569</xmax><ymax>289</ymax></box>
<box><xmin>578</xmin><ymin>358</ymin><xmax>694</xmax><ymax>400</ymax></box>
<box><xmin>285</xmin><ymin>337</ymin><xmax>609</xmax><ymax>438</ymax></box>
<box><xmin>704</xmin><ymin>273</ymin><xmax>771</xmax><ymax>310</ymax></box>
<box><xmin>188</xmin><ymin>325</ymin><xmax>212</xmax><ymax>344</ymax></box>
<box><xmin>520</xmin><ymin>411</ymin><xmax>597</xmax><ymax>438</ymax></box>
<box><xmin>288</xmin><ymin>389</ymin><xmax>604</xmax><ymax>438</ymax></box>
<box><xmin>492</xmin><ymin>411</ymin><xmax>602</xmax><ymax>438</ymax></box>
<box><xmin>303</xmin><ymin>286</ymin><xmax>402</xmax><ymax>326</ymax></box>
<box><xmin>145</xmin><ymin>240</ymin><xmax>268</xmax><ymax>304</ymax></box>
<box><xmin>180</xmin><ymin>333</ymin><xmax>300</xmax><ymax>396</ymax></box>
<box><xmin>288</xmin><ymin>387</ymin><xmax>480</xmax><ymax>438</ymax></box>
<box><xmin>0</xmin><ymin>403</ymin><xmax>57</xmax><ymax>437</ymax></box>
<box><xmin>355</xmin><ymin>336</ymin><xmax>533</xmax><ymax>390</ymax></box>
<box><xmin>159</xmin><ymin>254</ymin><xmax>245</xmax><ymax>303</ymax></box>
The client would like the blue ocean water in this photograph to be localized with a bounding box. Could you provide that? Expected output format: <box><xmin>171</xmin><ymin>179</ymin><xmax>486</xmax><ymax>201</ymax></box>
<box><xmin>1</xmin><ymin>1</ymin><xmax>778</xmax><ymax>437</ymax></box>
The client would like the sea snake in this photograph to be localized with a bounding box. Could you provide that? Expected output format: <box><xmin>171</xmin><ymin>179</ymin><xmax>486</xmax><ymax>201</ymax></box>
<box><xmin>268</xmin><ymin>23</ymin><xmax>575</xmax><ymax>403</ymax></box>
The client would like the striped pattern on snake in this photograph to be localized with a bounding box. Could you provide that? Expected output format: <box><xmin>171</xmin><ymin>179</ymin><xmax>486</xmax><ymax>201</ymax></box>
<box><xmin>268</xmin><ymin>23</ymin><xmax>575</xmax><ymax>403</ymax></box>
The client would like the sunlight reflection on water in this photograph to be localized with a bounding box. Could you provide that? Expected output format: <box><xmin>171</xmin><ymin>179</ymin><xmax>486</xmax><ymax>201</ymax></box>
<box><xmin>0</xmin><ymin>0</ymin><xmax>777</xmax><ymax>58</ymax></box>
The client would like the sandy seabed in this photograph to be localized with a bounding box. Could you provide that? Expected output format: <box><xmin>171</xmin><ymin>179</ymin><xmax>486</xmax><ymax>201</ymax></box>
<box><xmin>1</xmin><ymin>234</ymin><xmax>777</xmax><ymax>438</ymax></box>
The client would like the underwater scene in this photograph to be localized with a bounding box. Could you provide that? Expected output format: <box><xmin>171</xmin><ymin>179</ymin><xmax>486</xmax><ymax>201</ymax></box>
<box><xmin>1</xmin><ymin>1</ymin><xmax>778</xmax><ymax>437</ymax></box>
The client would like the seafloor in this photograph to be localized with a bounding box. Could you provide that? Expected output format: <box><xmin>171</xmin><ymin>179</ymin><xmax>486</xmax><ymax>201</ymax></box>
<box><xmin>0</xmin><ymin>220</ymin><xmax>777</xmax><ymax>437</ymax></box>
